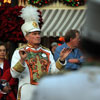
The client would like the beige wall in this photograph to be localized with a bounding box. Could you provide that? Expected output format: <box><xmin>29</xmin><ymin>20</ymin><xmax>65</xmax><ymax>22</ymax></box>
<box><xmin>40</xmin><ymin>1</ymin><xmax>86</xmax><ymax>10</ymax></box>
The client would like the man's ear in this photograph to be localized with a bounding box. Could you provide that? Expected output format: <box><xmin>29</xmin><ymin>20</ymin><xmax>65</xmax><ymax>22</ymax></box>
<box><xmin>25</xmin><ymin>35</ymin><xmax>28</xmax><ymax>41</ymax></box>
<box><xmin>70</xmin><ymin>38</ymin><xmax>72</xmax><ymax>41</ymax></box>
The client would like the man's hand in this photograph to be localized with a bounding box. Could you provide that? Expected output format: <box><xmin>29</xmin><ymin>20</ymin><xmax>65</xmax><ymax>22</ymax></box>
<box><xmin>68</xmin><ymin>59</ymin><xmax>80</xmax><ymax>63</ymax></box>
<box><xmin>19</xmin><ymin>48</ymin><xmax>27</xmax><ymax>64</ymax></box>
<box><xmin>2</xmin><ymin>85</ymin><xmax>11</xmax><ymax>93</ymax></box>
<box><xmin>59</xmin><ymin>48</ymin><xmax>72</xmax><ymax>61</ymax></box>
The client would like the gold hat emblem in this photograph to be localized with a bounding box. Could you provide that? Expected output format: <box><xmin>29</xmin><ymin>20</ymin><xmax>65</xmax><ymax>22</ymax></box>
<box><xmin>32</xmin><ymin>22</ymin><xmax>38</xmax><ymax>28</ymax></box>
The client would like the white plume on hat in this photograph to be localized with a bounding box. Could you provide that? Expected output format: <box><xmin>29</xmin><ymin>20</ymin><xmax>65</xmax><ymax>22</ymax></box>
<box><xmin>20</xmin><ymin>5</ymin><xmax>40</xmax><ymax>36</ymax></box>
<box><xmin>81</xmin><ymin>0</ymin><xmax>100</xmax><ymax>43</ymax></box>
<box><xmin>20</xmin><ymin>5</ymin><xmax>40</xmax><ymax>23</ymax></box>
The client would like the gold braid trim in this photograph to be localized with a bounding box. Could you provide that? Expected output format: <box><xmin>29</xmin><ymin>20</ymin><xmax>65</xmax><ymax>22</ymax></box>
<box><xmin>17</xmin><ymin>83</ymin><xmax>30</xmax><ymax>100</ymax></box>
<box><xmin>41</xmin><ymin>45</ymin><xmax>50</xmax><ymax>51</ymax></box>
<box><xmin>13</xmin><ymin>61</ymin><xmax>25</xmax><ymax>73</ymax></box>
<box><xmin>17</xmin><ymin>44</ymin><xmax>27</xmax><ymax>50</ymax></box>
<box><xmin>17</xmin><ymin>86</ymin><xmax>21</xmax><ymax>100</ymax></box>
<box><xmin>56</xmin><ymin>59</ymin><xmax>64</xmax><ymax>70</ymax></box>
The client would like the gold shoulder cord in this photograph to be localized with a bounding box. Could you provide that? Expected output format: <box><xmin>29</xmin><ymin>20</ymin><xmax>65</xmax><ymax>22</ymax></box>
<box><xmin>41</xmin><ymin>45</ymin><xmax>50</xmax><ymax>51</ymax></box>
<box><xmin>17</xmin><ymin>44</ymin><xmax>27</xmax><ymax>50</ymax></box>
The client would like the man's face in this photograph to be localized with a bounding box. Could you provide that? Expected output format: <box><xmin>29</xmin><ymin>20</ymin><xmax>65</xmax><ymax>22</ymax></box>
<box><xmin>70</xmin><ymin>33</ymin><xmax>80</xmax><ymax>48</ymax></box>
<box><xmin>51</xmin><ymin>45</ymin><xmax>57</xmax><ymax>53</ymax></box>
<box><xmin>25</xmin><ymin>31</ymin><xmax>41</xmax><ymax>46</ymax></box>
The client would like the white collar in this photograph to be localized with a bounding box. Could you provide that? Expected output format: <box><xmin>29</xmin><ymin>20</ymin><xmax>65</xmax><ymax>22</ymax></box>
<box><xmin>0</xmin><ymin>62</ymin><xmax>3</xmax><ymax>69</ymax></box>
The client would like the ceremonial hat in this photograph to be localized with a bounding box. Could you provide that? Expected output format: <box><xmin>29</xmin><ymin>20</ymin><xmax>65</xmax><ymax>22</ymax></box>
<box><xmin>20</xmin><ymin>5</ymin><xmax>40</xmax><ymax>36</ymax></box>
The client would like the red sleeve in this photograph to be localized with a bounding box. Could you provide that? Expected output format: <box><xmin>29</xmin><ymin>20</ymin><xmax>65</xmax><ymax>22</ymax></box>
<box><xmin>1</xmin><ymin>68</ymin><xmax>11</xmax><ymax>81</ymax></box>
<box><xmin>3</xmin><ymin>59</ymin><xmax>10</xmax><ymax>73</ymax></box>
<box><xmin>1</xmin><ymin>68</ymin><xmax>18</xmax><ymax>86</ymax></box>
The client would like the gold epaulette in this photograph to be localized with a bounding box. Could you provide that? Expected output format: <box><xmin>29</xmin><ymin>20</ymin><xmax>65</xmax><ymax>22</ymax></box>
<box><xmin>41</xmin><ymin>45</ymin><xmax>50</xmax><ymax>51</ymax></box>
<box><xmin>17</xmin><ymin>44</ymin><xmax>27</xmax><ymax>50</ymax></box>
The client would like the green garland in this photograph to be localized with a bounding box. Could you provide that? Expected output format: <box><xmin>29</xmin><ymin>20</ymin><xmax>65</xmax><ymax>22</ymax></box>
<box><xmin>28</xmin><ymin>0</ymin><xmax>85</xmax><ymax>7</ymax></box>
<box><xmin>28</xmin><ymin>0</ymin><xmax>55</xmax><ymax>7</ymax></box>
<box><xmin>62</xmin><ymin>0</ymin><xmax>85</xmax><ymax>7</ymax></box>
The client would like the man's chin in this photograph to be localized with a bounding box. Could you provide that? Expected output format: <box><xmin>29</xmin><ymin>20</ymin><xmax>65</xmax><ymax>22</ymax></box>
<box><xmin>73</xmin><ymin>46</ymin><xmax>78</xmax><ymax>48</ymax></box>
<box><xmin>34</xmin><ymin>43</ymin><xmax>40</xmax><ymax>45</ymax></box>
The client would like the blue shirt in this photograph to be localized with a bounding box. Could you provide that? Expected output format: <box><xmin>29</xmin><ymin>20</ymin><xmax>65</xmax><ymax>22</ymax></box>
<box><xmin>54</xmin><ymin>43</ymin><xmax>84</xmax><ymax>70</ymax></box>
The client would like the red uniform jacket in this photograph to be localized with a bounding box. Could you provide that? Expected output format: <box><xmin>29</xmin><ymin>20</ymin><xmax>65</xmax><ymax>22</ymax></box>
<box><xmin>0</xmin><ymin>59</ymin><xmax>18</xmax><ymax>100</ymax></box>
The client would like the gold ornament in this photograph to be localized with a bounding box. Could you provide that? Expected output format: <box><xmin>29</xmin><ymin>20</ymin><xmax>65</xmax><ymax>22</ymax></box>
<box><xmin>32</xmin><ymin>22</ymin><xmax>38</xmax><ymax>28</ymax></box>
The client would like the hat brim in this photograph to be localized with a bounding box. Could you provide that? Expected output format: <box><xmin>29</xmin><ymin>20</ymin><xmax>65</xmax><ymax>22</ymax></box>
<box><xmin>29</xmin><ymin>28</ymin><xmax>41</xmax><ymax>32</ymax></box>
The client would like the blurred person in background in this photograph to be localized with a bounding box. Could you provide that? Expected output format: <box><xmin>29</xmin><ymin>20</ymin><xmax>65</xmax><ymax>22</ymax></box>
<box><xmin>54</xmin><ymin>29</ymin><xmax>84</xmax><ymax>71</ymax></box>
<box><xmin>50</xmin><ymin>42</ymin><xmax>58</xmax><ymax>55</ymax></box>
<box><xmin>0</xmin><ymin>41</ymin><xmax>10</xmax><ymax>79</ymax></box>
<box><xmin>0</xmin><ymin>41</ymin><xmax>17</xmax><ymax>100</ymax></box>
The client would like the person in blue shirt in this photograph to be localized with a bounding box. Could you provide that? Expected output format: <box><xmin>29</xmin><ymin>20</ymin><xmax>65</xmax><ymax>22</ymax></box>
<box><xmin>54</xmin><ymin>29</ymin><xmax>84</xmax><ymax>70</ymax></box>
